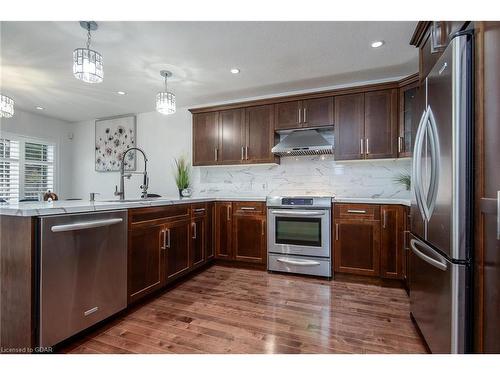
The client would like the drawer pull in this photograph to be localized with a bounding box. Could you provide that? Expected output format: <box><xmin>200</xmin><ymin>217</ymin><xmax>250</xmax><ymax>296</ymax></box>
<box><xmin>276</xmin><ymin>258</ymin><xmax>320</xmax><ymax>266</ymax></box>
<box><xmin>84</xmin><ymin>306</ymin><xmax>99</xmax><ymax>316</ymax></box>
<box><xmin>347</xmin><ymin>209</ymin><xmax>367</xmax><ymax>214</ymax></box>
<box><xmin>194</xmin><ymin>208</ymin><xmax>206</xmax><ymax>213</ymax></box>
<box><xmin>240</xmin><ymin>207</ymin><xmax>256</xmax><ymax>210</ymax></box>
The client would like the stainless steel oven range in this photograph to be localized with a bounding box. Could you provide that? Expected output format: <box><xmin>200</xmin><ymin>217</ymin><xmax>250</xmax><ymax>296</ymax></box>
<box><xmin>267</xmin><ymin>196</ymin><xmax>332</xmax><ymax>277</ymax></box>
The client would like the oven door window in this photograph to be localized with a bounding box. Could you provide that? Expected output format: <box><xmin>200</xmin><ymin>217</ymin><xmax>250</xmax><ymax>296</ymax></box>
<box><xmin>275</xmin><ymin>217</ymin><xmax>322</xmax><ymax>247</ymax></box>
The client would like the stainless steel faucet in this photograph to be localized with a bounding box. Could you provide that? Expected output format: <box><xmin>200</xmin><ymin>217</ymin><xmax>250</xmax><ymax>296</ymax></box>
<box><xmin>114</xmin><ymin>147</ymin><xmax>149</xmax><ymax>200</ymax></box>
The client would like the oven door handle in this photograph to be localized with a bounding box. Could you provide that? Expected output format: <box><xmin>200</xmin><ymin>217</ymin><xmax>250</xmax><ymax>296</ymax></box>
<box><xmin>276</xmin><ymin>258</ymin><xmax>321</xmax><ymax>266</ymax></box>
<box><xmin>270</xmin><ymin>210</ymin><xmax>325</xmax><ymax>216</ymax></box>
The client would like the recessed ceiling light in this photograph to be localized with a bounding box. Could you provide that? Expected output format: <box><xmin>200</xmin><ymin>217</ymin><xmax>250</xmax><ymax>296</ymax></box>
<box><xmin>116</xmin><ymin>91</ymin><xmax>127</xmax><ymax>95</ymax></box>
<box><xmin>371</xmin><ymin>41</ymin><xmax>385</xmax><ymax>48</ymax></box>
<box><xmin>230</xmin><ymin>68</ymin><xmax>240</xmax><ymax>74</ymax></box>
<box><xmin>35</xmin><ymin>106</ymin><xmax>45</xmax><ymax>110</ymax></box>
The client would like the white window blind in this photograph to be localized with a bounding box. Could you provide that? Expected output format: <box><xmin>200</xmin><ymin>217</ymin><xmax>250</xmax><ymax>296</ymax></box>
<box><xmin>0</xmin><ymin>135</ymin><xmax>56</xmax><ymax>202</ymax></box>
<box><xmin>0</xmin><ymin>138</ymin><xmax>20</xmax><ymax>202</ymax></box>
<box><xmin>23</xmin><ymin>141</ymin><xmax>55</xmax><ymax>200</ymax></box>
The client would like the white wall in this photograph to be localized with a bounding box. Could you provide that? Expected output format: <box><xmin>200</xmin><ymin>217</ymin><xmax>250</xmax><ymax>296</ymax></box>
<box><xmin>70</xmin><ymin>108</ymin><xmax>193</xmax><ymax>199</ymax></box>
<box><xmin>0</xmin><ymin>109</ymin><xmax>74</xmax><ymax>198</ymax></box>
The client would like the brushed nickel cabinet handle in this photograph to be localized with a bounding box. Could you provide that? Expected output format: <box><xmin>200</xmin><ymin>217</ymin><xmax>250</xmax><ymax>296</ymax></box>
<box><xmin>398</xmin><ymin>136</ymin><xmax>403</xmax><ymax>153</ymax></box>
<box><xmin>245</xmin><ymin>146</ymin><xmax>248</xmax><ymax>160</ymax></box>
<box><xmin>160</xmin><ymin>229</ymin><xmax>166</xmax><ymax>250</ymax></box>
<box><xmin>166</xmin><ymin>228</ymin><xmax>171</xmax><ymax>249</ymax></box>
<box><xmin>360</xmin><ymin>138</ymin><xmax>364</xmax><ymax>155</ymax></box>
<box><xmin>383</xmin><ymin>210</ymin><xmax>387</xmax><ymax>229</ymax></box>
<box><xmin>347</xmin><ymin>209</ymin><xmax>367</xmax><ymax>214</ymax></box>
<box><xmin>240</xmin><ymin>207</ymin><xmax>256</xmax><ymax>210</ymax></box>
<box><xmin>261</xmin><ymin>220</ymin><xmax>265</xmax><ymax>237</ymax></box>
<box><xmin>214</xmin><ymin>148</ymin><xmax>218</xmax><ymax>161</ymax></box>
<box><xmin>227</xmin><ymin>205</ymin><xmax>231</xmax><ymax>221</ymax></box>
<box><xmin>192</xmin><ymin>222</ymin><xmax>197</xmax><ymax>239</ymax></box>
<box><xmin>366</xmin><ymin>138</ymin><xmax>369</xmax><ymax>154</ymax></box>
<box><xmin>298</xmin><ymin>108</ymin><xmax>301</xmax><ymax>124</ymax></box>
<box><xmin>335</xmin><ymin>223</ymin><xmax>339</xmax><ymax>240</ymax></box>
<box><xmin>194</xmin><ymin>208</ymin><xmax>206</xmax><ymax>213</ymax></box>
<box><xmin>241</xmin><ymin>146</ymin><xmax>245</xmax><ymax>160</ymax></box>
<box><xmin>303</xmin><ymin>108</ymin><xmax>307</xmax><ymax>123</ymax></box>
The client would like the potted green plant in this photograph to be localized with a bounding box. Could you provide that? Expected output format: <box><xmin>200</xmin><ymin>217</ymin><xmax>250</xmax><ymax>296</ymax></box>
<box><xmin>174</xmin><ymin>156</ymin><xmax>191</xmax><ymax>198</ymax></box>
<box><xmin>393</xmin><ymin>170</ymin><xmax>411</xmax><ymax>191</ymax></box>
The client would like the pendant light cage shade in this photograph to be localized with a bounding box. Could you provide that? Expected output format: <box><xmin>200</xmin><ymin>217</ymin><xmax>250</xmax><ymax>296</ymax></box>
<box><xmin>73</xmin><ymin>48</ymin><xmax>103</xmax><ymax>83</ymax></box>
<box><xmin>0</xmin><ymin>95</ymin><xmax>15</xmax><ymax>118</ymax></box>
<box><xmin>156</xmin><ymin>91</ymin><xmax>176</xmax><ymax>115</ymax></box>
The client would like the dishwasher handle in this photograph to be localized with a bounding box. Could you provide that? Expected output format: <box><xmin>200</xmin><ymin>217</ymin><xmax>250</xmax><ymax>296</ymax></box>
<box><xmin>51</xmin><ymin>218</ymin><xmax>124</xmax><ymax>232</ymax></box>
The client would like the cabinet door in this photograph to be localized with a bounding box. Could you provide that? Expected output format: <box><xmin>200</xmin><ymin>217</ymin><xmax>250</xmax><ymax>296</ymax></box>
<box><xmin>303</xmin><ymin>97</ymin><xmax>334</xmax><ymax>128</ymax></box>
<box><xmin>364</xmin><ymin>89</ymin><xmax>398</xmax><ymax>159</ymax></box>
<box><xmin>245</xmin><ymin>104</ymin><xmax>276</xmax><ymax>163</ymax></box>
<box><xmin>219</xmin><ymin>108</ymin><xmax>246</xmax><ymax>163</ymax></box>
<box><xmin>334</xmin><ymin>93</ymin><xmax>365</xmax><ymax>160</ymax></box>
<box><xmin>399</xmin><ymin>83</ymin><xmax>419</xmax><ymax>157</ymax></box>
<box><xmin>191</xmin><ymin>216</ymin><xmax>206</xmax><ymax>267</ymax></box>
<box><xmin>128</xmin><ymin>225</ymin><xmax>163</xmax><ymax>303</ymax></box>
<box><xmin>380</xmin><ymin>205</ymin><xmax>405</xmax><ymax>279</ymax></box>
<box><xmin>274</xmin><ymin>101</ymin><xmax>302</xmax><ymax>130</ymax></box>
<box><xmin>215</xmin><ymin>202</ymin><xmax>232</xmax><ymax>259</ymax></box>
<box><xmin>334</xmin><ymin>219</ymin><xmax>380</xmax><ymax>276</ymax></box>
<box><xmin>193</xmin><ymin>112</ymin><xmax>219</xmax><ymax>166</ymax></box>
<box><xmin>233</xmin><ymin>214</ymin><xmax>266</xmax><ymax>264</ymax></box>
<box><xmin>164</xmin><ymin>219</ymin><xmax>191</xmax><ymax>281</ymax></box>
<box><xmin>205</xmin><ymin>203</ymin><xmax>215</xmax><ymax>260</ymax></box>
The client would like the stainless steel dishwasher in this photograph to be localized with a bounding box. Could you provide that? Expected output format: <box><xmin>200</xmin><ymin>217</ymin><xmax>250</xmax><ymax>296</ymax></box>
<box><xmin>38</xmin><ymin>210</ymin><xmax>127</xmax><ymax>347</ymax></box>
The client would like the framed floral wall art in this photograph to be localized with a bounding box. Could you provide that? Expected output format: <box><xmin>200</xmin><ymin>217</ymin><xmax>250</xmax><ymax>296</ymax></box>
<box><xmin>95</xmin><ymin>114</ymin><xmax>137</xmax><ymax>172</ymax></box>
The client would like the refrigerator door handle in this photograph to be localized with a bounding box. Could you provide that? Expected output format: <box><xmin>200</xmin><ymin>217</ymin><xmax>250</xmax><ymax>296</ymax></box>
<box><xmin>413</xmin><ymin>107</ymin><xmax>429</xmax><ymax>221</ymax></box>
<box><xmin>410</xmin><ymin>238</ymin><xmax>448</xmax><ymax>271</ymax></box>
<box><xmin>426</xmin><ymin>107</ymin><xmax>441</xmax><ymax>220</ymax></box>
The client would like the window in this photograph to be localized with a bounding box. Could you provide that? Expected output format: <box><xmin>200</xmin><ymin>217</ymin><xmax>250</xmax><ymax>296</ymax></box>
<box><xmin>0</xmin><ymin>134</ymin><xmax>56</xmax><ymax>202</ymax></box>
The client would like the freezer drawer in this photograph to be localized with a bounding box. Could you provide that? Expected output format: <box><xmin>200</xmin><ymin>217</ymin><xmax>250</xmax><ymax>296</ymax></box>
<box><xmin>39</xmin><ymin>210</ymin><xmax>128</xmax><ymax>347</ymax></box>
<box><xmin>268</xmin><ymin>253</ymin><xmax>331</xmax><ymax>277</ymax></box>
<box><xmin>409</xmin><ymin>234</ymin><xmax>467</xmax><ymax>353</ymax></box>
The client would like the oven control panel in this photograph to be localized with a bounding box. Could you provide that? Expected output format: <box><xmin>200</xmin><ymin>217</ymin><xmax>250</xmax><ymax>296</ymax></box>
<box><xmin>281</xmin><ymin>198</ymin><xmax>313</xmax><ymax>206</ymax></box>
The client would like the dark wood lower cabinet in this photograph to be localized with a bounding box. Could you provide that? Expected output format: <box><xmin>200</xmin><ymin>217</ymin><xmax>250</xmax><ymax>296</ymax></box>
<box><xmin>333</xmin><ymin>203</ymin><xmax>406</xmax><ymax>281</ymax></box>
<box><xmin>233</xmin><ymin>213</ymin><xmax>266</xmax><ymax>263</ymax></box>
<box><xmin>206</xmin><ymin>202</ymin><xmax>215</xmax><ymax>260</ymax></box>
<box><xmin>334</xmin><ymin>218</ymin><xmax>381</xmax><ymax>276</ymax></box>
<box><xmin>164</xmin><ymin>219</ymin><xmax>191</xmax><ymax>281</ymax></box>
<box><xmin>128</xmin><ymin>224</ymin><xmax>163</xmax><ymax>303</ymax></box>
<box><xmin>380</xmin><ymin>205</ymin><xmax>405</xmax><ymax>279</ymax></box>
<box><xmin>190</xmin><ymin>216</ymin><xmax>206</xmax><ymax>267</ymax></box>
<box><xmin>215</xmin><ymin>202</ymin><xmax>232</xmax><ymax>259</ymax></box>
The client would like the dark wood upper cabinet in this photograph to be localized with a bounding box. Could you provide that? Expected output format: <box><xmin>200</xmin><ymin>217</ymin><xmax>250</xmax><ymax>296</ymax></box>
<box><xmin>334</xmin><ymin>93</ymin><xmax>365</xmax><ymax>161</ymax></box>
<box><xmin>190</xmin><ymin>216</ymin><xmax>206</xmax><ymax>267</ymax></box>
<box><xmin>380</xmin><ymin>205</ymin><xmax>405</xmax><ymax>279</ymax></box>
<box><xmin>399</xmin><ymin>82</ymin><xmax>420</xmax><ymax>158</ymax></box>
<box><xmin>333</xmin><ymin>203</ymin><xmax>381</xmax><ymax>277</ymax></box>
<box><xmin>219</xmin><ymin>108</ymin><xmax>246</xmax><ymax>163</ymax></box>
<box><xmin>215</xmin><ymin>202</ymin><xmax>232</xmax><ymax>259</ymax></box>
<box><xmin>128</xmin><ymin>225</ymin><xmax>163</xmax><ymax>303</ymax></box>
<box><xmin>164</xmin><ymin>219</ymin><xmax>191</xmax><ymax>281</ymax></box>
<box><xmin>302</xmin><ymin>97</ymin><xmax>334</xmax><ymax>128</ymax></box>
<box><xmin>364</xmin><ymin>89</ymin><xmax>398</xmax><ymax>159</ymax></box>
<box><xmin>245</xmin><ymin>105</ymin><xmax>277</xmax><ymax>163</ymax></box>
<box><xmin>193</xmin><ymin>112</ymin><xmax>219</xmax><ymax>166</ymax></box>
<box><xmin>274</xmin><ymin>101</ymin><xmax>302</xmax><ymax>130</ymax></box>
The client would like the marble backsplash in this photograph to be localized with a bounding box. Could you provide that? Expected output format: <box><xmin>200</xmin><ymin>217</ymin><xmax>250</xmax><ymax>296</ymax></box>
<box><xmin>192</xmin><ymin>155</ymin><xmax>412</xmax><ymax>198</ymax></box>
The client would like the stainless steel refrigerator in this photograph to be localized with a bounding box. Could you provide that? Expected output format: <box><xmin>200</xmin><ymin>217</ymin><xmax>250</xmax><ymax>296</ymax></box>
<box><xmin>409</xmin><ymin>31</ymin><xmax>473</xmax><ymax>354</ymax></box>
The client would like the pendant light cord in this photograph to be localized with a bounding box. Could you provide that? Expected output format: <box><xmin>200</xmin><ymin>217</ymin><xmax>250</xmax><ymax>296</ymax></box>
<box><xmin>86</xmin><ymin>24</ymin><xmax>91</xmax><ymax>50</ymax></box>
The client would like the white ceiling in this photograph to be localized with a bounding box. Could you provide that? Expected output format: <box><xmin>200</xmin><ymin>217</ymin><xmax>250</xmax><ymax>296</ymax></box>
<box><xmin>0</xmin><ymin>21</ymin><xmax>418</xmax><ymax>122</ymax></box>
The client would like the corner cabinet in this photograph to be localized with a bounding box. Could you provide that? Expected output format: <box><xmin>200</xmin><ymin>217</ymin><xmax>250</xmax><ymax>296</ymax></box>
<box><xmin>192</xmin><ymin>105</ymin><xmax>277</xmax><ymax>166</ymax></box>
<box><xmin>398</xmin><ymin>80</ymin><xmax>421</xmax><ymax>158</ymax></box>
<box><xmin>215</xmin><ymin>201</ymin><xmax>267</xmax><ymax>266</ymax></box>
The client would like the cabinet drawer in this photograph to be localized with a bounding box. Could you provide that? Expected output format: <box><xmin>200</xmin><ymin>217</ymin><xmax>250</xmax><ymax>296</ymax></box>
<box><xmin>232</xmin><ymin>201</ymin><xmax>265</xmax><ymax>215</ymax></box>
<box><xmin>191</xmin><ymin>202</ymin><xmax>208</xmax><ymax>217</ymax></box>
<box><xmin>335</xmin><ymin>203</ymin><xmax>380</xmax><ymax>220</ymax></box>
<box><xmin>129</xmin><ymin>204</ymin><xmax>190</xmax><ymax>227</ymax></box>
<box><xmin>268</xmin><ymin>254</ymin><xmax>331</xmax><ymax>277</ymax></box>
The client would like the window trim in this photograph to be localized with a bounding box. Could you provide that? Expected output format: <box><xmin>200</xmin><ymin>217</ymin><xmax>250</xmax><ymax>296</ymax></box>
<box><xmin>0</xmin><ymin>131</ymin><xmax>58</xmax><ymax>201</ymax></box>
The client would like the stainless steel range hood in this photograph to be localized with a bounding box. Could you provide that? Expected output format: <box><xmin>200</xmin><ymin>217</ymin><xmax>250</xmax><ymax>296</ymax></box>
<box><xmin>272</xmin><ymin>129</ymin><xmax>333</xmax><ymax>156</ymax></box>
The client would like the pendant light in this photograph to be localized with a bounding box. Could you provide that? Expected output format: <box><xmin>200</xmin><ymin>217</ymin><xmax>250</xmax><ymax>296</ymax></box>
<box><xmin>156</xmin><ymin>70</ymin><xmax>176</xmax><ymax>115</ymax></box>
<box><xmin>73</xmin><ymin>21</ymin><xmax>103</xmax><ymax>84</ymax></box>
<box><xmin>0</xmin><ymin>94</ymin><xmax>15</xmax><ymax>118</ymax></box>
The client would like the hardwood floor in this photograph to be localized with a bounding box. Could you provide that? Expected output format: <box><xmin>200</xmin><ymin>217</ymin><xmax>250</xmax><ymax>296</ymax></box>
<box><xmin>62</xmin><ymin>265</ymin><xmax>427</xmax><ymax>354</ymax></box>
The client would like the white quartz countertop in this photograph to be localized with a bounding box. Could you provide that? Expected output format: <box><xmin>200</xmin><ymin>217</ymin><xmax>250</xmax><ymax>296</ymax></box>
<box><xmin>0</xmin><ymin>195</ymin><xmax>411</xmax><ymax>217</ymax></box>
<box><xmin>333</xmin><ymin>197</ymin><xmax>411</xmax><ymax>207</ymax></box>
<box><xmin>0</xmin><ymin>196</ymin><xmax>267</xmax><ymax>217</ymax></box>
